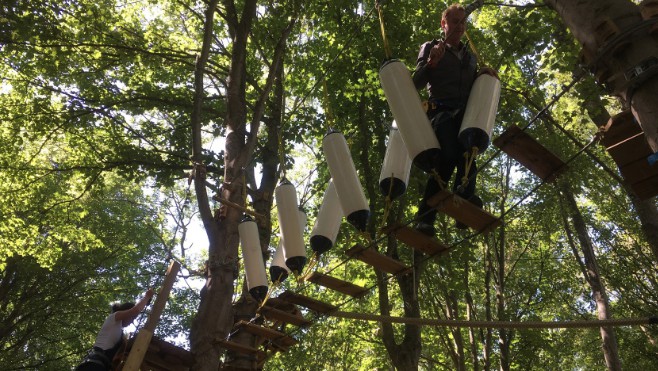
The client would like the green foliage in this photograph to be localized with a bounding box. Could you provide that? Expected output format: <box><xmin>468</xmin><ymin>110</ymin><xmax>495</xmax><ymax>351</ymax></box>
<box><xmin>2</xmin><ymin>0</ymin><xmax>658</xmax><ymax>369</ymax></box>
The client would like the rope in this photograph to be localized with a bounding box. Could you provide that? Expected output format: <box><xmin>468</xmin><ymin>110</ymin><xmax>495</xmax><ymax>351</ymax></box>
<box><xmin>330</xmin><ymin>311</ymin><xmax>658</xmax><ymax>329</ymax></box>
<box><xmin>461</xmin><ymin>146</ymin><xmax>479</xmax><ymax>189</ymax></box>
<box><xmin>322</xmin><ymin>79</ymin><xmax>335</xmax><ymax>130</ymax></box>
<box><xmin>380</xmin><ymin>174</ymin><xmax>395</xmax><ymax>227</ymax></box>
<box><xmin>376</xmin><ymin>1</ymin><xmax>393</xmax><ymax>59</ymax></box>
<box><xmin>465</xmin><ymin>30</ymin><xmax>484</xmax><ymax>67</ymax></box>
<box><xmin>298</xmin><ymin>251</ymin><xmax>320</xmax><ymax>283</ymax></box>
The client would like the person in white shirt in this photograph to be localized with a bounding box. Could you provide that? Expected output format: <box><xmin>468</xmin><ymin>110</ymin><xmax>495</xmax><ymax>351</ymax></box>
<box><xmin>76</xmin><ymin>289</ymin><xmax>154</xmax><ymax>371</ymax></box>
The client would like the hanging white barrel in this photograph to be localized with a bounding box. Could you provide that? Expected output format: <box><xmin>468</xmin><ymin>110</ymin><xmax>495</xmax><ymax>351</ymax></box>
<box><xmin>238</xmin><ymin>215</ymin><xmax>268</xmax><ymax>302</ymax></box>
<box><xmin>322</xmin><ymin>129</ymin><xmax>370</xmax><ymax>232</ymax></box>
<box><xmin>379</xmin><ymin>59</ymin><xmax>440</xmax><ymax>173</ymax></box>
<box><xmin>310</xmin><ymin>179</ymin><xmax>343</xmax><ymax>255</ymax></box>
<box><xmin>459</xmin><ymin>73</ymin><xmax>501</xmax><ymax>153</ymax></box>
<box><xmin>378</xmin><ymin>121</ymin><xmax>412</xmax><ymax>200</ymax></box>
<box><xmin>275</xmin><ymin>179</ymin><xmax>307</xmax><ymax>274</ymax></box>
<box><xmin>269</xmin><ymin>241</ymin><xmax>290</xmax><ymax>283</ymax></box>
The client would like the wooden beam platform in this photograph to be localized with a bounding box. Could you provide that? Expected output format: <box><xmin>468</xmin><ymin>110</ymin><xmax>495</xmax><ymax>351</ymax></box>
<box><xmin>306</xmin><ymin>272</ymin><xmax>368</xmax><ymax>298</ymax></box>
<box><xmin>602</xmin><ymin>110</ymin><xmax>658</xmax><ymax>200</ymax></box>
<box><xmin>124</xmin><ymin>336</ymin><xmax>193</xmax><ymax>371</ymax></box>
<box><xmin>427</xmin><ymin>191</ymin><xmax>502</xmax><ymax>233</ymax></box>
<box><xmin>277</xmin><ymin>290</ymin><xmax>337</xmax><ymax>314</ymax></box>
<box><xmin>345</xmin><ymin>244</ymin><xmax>410</xmax><ymax>275</ymax></box>
<box><xmin>493</xmin><ymin>124</ymin><xmax>567</xmax><ymax>182</ymax></box>
<box><xmin>258</xmin><ymin>305</ymin><xmax>312</xmax><ymax>327</ymax></box>
<box><xmin>382</xmin><ymin>223</ymin><xmax>451</xmax><ymax>256</ymax></box>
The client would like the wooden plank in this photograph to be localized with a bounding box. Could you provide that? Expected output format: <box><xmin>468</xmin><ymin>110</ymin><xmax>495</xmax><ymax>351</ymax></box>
<box><xmin>345</xmin><ymin>244</ymin><xmax>410</xmax><ymax>275</ymax></box>
<box><xmin>629</xmin><ymin>174</ymin><xmax>658</xmax><ymax>200</ymax></box>
<box><xmin>277</xmin><ymin>291</ymin><xmax>337</xmax><ymax>314</ymax></box>
<box><xmin>258</xmin><ymin>305</ymin><xmax>312</xmax><ymax>327</ymax></box>
<box><xmin>382</xmin><ymin>223</ymin><xmax>451</xmax><ymax>256</ymax></box>
<box><xmin>619</xmin><ymin>156</ymin><xmax>658</xmax><ymax>184</ymax></box>
<box><xmin>216</xmin><ymin>340</ymin><xmax>261</xmax><ymax>355</ymax></box>
<box><xmin>234</xmin><ymin>321</ymin><xmax>298</xmax><ymax>348</ymax></box>
<box><xmin>306</xmin><ymin>272</ymin><xmax>368</xmax><ymax>298</ymax></box>
<box><xmin>427</xmin><ymin>190</ymin><xmax>502</xmax><ymax>233</ymax></box>
<box><xmin>493</xmin><ymin>124</ymin><xmax>567</xmax><ymax>182</ymax></box>
<box><xmin>608</xmin><ymin>133</ymin><xmax>653</xmax><ymax>167</ymax></box>
<box><xmin>601</xmin><ymin>110</ymin><xmax>641</xmax><ymax>148</ymax></box>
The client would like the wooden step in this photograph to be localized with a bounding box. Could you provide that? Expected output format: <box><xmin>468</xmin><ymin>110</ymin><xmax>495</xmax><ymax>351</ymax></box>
<box><xmin>345</xmin><ymin>244</ymin><xmax>410</xmax><ymax>275</ymax></box>
<box><xmin>601</xmin><ymin>110</ymin><xmax>642</xmax><ymax>148</ymax></box>
<box><xmin>306</xmin><ymin>272</ymin><xmax>368</xmax><ymax>298</ymax></box>
<box><xmin>493</xmin><ymin>124</ymin><xmax>567</xmax><ymax>182</ymax></box>
<box><xmin>277</xmin><ymin>290</ymin><xmax>337</xmax><ymax>314</ymax></box>
<box><xmin>427</xmin><ymin>190</ymin><xmax>502</xmax><ymax>233</ymax></box>
<box><xmin>234</xmin><ymin>320</ymin><xmax>298</xmax><ymax>350</ymax></box>
<box><xmin>216</xmin><ymin>339</ymin><xmax>263</xmax><ymax>356</ymax></box>
<box><xmin>382</xmin><ymin>223</ymin><xmax>451</xmax><ymax>256</ymax></box>
<box><xmin>602</xmin><ymin>110</ymin><xmax>658</xmax><ymax>200</ymax></box>
<box><xmin>258</xmin><ymin>305</ymin><xmax>312</xmax><ymax>327</ymax></box>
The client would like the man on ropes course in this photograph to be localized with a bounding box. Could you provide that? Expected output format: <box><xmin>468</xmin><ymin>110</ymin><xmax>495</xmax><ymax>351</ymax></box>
<box><xmin>76</xmin><ymin>288</ymin><xmax>154</xmax><ymax>371</ymax></box>
<box><xmin>413</xmin><ymin>3</ymin><xmax>497</xmax><ymax>234</ymax></box>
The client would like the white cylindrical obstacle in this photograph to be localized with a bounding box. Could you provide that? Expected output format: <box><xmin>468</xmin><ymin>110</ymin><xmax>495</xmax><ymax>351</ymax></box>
<box><xmin>310</xmin><ymin>179</ymin><xmax>343</xmax><ymax>255</ymax></box>
<box><xmin>378</xmin><ymin>121</ymin><xmax>412</xmax><ymax>200</ymax></box>
<box><xmin>379</xmin><ymin>59</ymin><xmax>440</xmax><ymax>173</ymax></box>
<box><xmin>459</xmin><ymin>73</ymin><xmax>501</xmax><ymax>153</ymax></box>
<box><xmin>322</xmin><ymin>129</ymin><xmax>370</xmax><ymax>232</ymax></box>
<box><xmin>238</xmin><ymin>215</ymin><xmax>268</xmax><ymax>302</ymax></box>
<box><xmin>270</xmin><ymin>241</ymin><xmax>290</xmax><ymax>283</ymax></box>
<box><xmin>275</xmin><ymin>179</ymin><xmax>307</xmax><ymax>274</ymax></box>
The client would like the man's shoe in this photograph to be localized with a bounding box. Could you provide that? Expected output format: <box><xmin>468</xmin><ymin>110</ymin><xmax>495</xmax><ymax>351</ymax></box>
<box><xmin>455</xmin><ymin>195</ymin><xmax>483</xmax><ymax>230</ymax></box>
<box><xmin>415</xmin><ymin>221</ymin><xmax>436</xmax><ymax>236</ymax></box>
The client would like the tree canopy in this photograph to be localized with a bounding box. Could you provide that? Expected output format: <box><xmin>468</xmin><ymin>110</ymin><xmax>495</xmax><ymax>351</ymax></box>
<box><xmin>1</xmin><ymin>0</ymin><xmax>657</xmax><ymax>370</ymax></box>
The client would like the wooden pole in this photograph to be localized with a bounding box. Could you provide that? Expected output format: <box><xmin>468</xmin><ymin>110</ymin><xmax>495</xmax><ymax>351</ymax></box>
<box><xmin>122</xmin><ymin>260</ymin><xmax>181</xmax><ymax>371</ymax></box>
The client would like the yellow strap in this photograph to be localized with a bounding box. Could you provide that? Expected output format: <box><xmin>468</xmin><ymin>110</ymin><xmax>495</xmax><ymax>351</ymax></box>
<box><xmin>278</xmin><ymin>126</ymin><xmax>286</xmax><ymax>179</ymax></box>
<box><xmin>298</xmin><ymin>251</ymin><xmax>319</xmax><ymax>283</ymax></box>
<box><xmin>381</xmin><ymin>174</ymin><xmax>394</xmax><ymax>225</ymax></box>
<box><xmin>322</xmin><ymin>80</ymin><xmax>335</xmax><ymax>129</ymax></box>
<box><xmin>465</xmin><ymin>30</ymin><xmax>484</xmax><ymax>67</ymax></box>
<box><xmin>461</xmin><ymin>146</ymin><xmax>479</xmax><ymax>189</ymax></box>
<box><xmin>258</xmin><ymin>278</ymin><xmax>281</xmax><ymax>311</ymax></box>
<box><xmin>431</xmin><ymin>169</ymin><xmax>447</xmax><ymax>190</ymax></box>
<box><xmin>376</xmin><ymin>2</ymin><xmax>392</xmax><ymax>59</ymax></box>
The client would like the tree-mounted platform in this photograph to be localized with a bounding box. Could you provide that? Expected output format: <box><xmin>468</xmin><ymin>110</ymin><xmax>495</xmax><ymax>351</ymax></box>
<box><xmin>121</xmin><ymin>336</ymin><xmax>193</xmax><ymax>371</ymax></box>
<box><xmin>345</xmin><ymin>244</ymin><xmax>410</xmax><ymax>275</ymax></box>
<box><xmin>258</xmin><ymin>304</ymin><xmax>312</xmax><ymax>328</ymax></box>
<box><xmin>305</xmin><ymin>272</ymin><xmax>368</xmax><ymax>298</ymax></box>
<box><xmin>277</xmin><ymin>290</ymin><xmax>338</xmax><ymax>314</ymax></box>
<box><xmin>233</xmin><ymin>320</ymin><xmax>298</xmax><ymax>352</ymax></box>
<box><xmin>382</xmin><ymin>223</ymin><xmax>451</xmax><ymax>256</ymax></box>
<box><xmin>427</xmin><ymin>190</ymin><xmax>502</xmax><ymax>233</ymax></box>
<box><xmin>601</xmin><ymin>110</ymin><xmax>658</xmax><ymax>200</ymax></box>
<box><xmin>493</xmin><ymin>124</ymin><xmax>568</xmax><ymax>182</ymax></box>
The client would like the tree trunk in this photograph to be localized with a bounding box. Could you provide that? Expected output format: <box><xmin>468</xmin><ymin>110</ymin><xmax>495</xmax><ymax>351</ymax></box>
<box><xmin>558</xmin><ymin>181</ymin><xmax>623</xmax><ymax>371</ymax></box>
<box><xmin>189</xmin><ymin>1</ymin><xmax>258</xmax><ymax>369</ymax></box>
<box><xmin>544</xmin><ymin>0</ymin><xmax>658</xmax><ymax>152</ymax></box>
<box><xmin>445</xmin><ymin>289</ymin><xmax>466</xmax><ymax>371</ymax></box>
<box><xmin>494</xmin><ymin>158</ymin><xmax>513</xmax><ymax>371</ymax></box>
<box><xmin>464</xmin><ymin>258</ymin><xmax>480</xmax><ymax>371</ymax></box>
<box><xmin>373</xmin><ymin>126</ymin><xmax>422</xmax><ymax>370</ymax></box>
